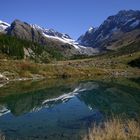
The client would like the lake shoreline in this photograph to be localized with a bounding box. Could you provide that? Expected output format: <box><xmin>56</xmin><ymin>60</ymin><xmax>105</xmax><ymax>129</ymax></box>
<box><xmin>0</xmin><ymin>72</ymin><xmax>139</xmax><ymax>89</ymax></box>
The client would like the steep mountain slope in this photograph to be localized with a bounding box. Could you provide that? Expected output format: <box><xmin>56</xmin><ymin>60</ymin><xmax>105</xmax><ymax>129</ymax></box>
<box><xmin>31</xmin><ymin>23</ymin><xmax>99</xmax><ymax>55</ymax></box>
<box><xmin>31</xmin><ymin>24</ymin><xmax>73</xmax><ymax>44</ymax></box>
<box><xmin>78</xmin><ymin>10</ymin><xmax>140</xmax><ymax>51</ymax></box>
<box><xmin>2</xmin><ymin>20</ymin><xmax>78</xmax><ymax>57</ymax></box>
<box><xmin>2</xmin><ymin>20</ymin><xmax>96</xmax><ymax>56</ymax></box>
<box><xmin>7</xmin><ymin>20</ymin><xmax>46</xmax><ymax>44</ymax></box>
<box><xmin>0</xmin><ymin>10</ymin><xmax>140</xmax><ymax>59</ymax></box>
<box><xmin>0</xmin><ymin>33</ymin><xmax>66</xmax><ymax>62</ymax></box>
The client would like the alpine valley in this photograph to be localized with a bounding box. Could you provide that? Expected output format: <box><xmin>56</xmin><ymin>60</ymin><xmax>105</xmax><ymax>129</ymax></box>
<box><xmin>0</xmin><ymin>10</ymin><xmax>140</xmax><ymax>80</ymax></box>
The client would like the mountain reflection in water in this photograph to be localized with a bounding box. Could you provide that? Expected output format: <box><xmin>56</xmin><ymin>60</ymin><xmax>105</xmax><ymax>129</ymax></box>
<box><xmin>0</xmin><ymin>78</ymin><xmax>139</xmax><ymax>140</ymax></box>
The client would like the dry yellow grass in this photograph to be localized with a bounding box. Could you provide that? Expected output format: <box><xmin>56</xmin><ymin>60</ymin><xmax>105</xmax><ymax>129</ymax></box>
<box><xmin>0</xmin><ymin>133</ymin><xmax>5</xmax><ymax>140</ymax></box>
<box><xmin>0</xmin><ymin>51</ymin><xmax>140</xmax><ymax>80</ymax></box>
<box><xmin>84</xmin><ymin>118</ymin><xmax>140</xmax><ymax>140</ymax></box>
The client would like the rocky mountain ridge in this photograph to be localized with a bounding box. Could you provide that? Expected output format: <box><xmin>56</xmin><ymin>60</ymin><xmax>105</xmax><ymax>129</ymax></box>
<box><xmin>78</xmin><ymin>10</ymin><xmax>140</xmax><ymax>51</ymax></box>
<box><xmin>0</xmin><ymin>10</ymin><xmax>140</xmax><ymax>57</ymax></box>
<box><xmin>0</xmin><ymin>20</ymin><xmax>97</xmax><ymax>56</ymax></box>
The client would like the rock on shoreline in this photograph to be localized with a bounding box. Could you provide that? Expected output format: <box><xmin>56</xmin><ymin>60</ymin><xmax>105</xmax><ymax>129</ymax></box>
<box><xmin>0</xmin><ymin>74</ymin><xmax>9</xmax><ymax>81</ymax></box>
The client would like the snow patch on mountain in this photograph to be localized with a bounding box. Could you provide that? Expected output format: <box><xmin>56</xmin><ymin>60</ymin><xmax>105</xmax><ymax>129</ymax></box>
<box><xmin>124</xmin><ymin>18</ymin><xmax>136</xmax><ymax>25</ymax></box>
<box><xmin>88</xmin><ymin>27</ymin><xmax>94</xmax><ymax>33</ymax></box>
<box><xmin>31</xmin><ymin>24</ymin><xmax>89</xmax><ymax>50</ymax></box>
<box><xmin>110</xmin><ymin>27</ymin><xmax>118</xmax><ymax>33</ymax></box>
<box><xmin>130</xmin><ymin>20</ymin><xmax>140</xmax><ymax>28</ymax></box>
<box><xmin>42</xmin><ymin>32</ymin><xmax>83</xmax><ymax>49</ymax></box>
<box><xmin>0</xmin><ymin>20</ymin><xmax>10</xmax><ymax>32</ymax></box>
<box><xmin>31</xmin><ymin>24</ymin><xmax>44</xmax><ymax>31</ymax></box>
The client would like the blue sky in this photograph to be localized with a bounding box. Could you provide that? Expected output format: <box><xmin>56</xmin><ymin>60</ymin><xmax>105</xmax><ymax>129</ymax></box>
<box><xmin>0</xmin><ymin>0</ymin><xmax>140</xmax><ymax>39</ymax></box>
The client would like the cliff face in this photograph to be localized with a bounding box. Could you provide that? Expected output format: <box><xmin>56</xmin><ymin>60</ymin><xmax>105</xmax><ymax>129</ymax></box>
<box><xmin>7</xmin><ymin>20</ymin><xmax>47</xmax><ymax>45</ymax></box>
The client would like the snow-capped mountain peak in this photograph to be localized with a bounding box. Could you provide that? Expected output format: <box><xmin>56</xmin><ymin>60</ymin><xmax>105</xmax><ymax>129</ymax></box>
<box><xmin>0</xmin><ymin>20</ymin><xmax>99</xmax><ymax>55</ymax></box>
<box><xmin>31</xmin><ymin>24</ymin><xmax>72</xmax><ymax>40</ymax></box>
<box><xmin>31</xmin><ymin>24</ymin><xmax>87</xmax><ymax>50</ymax></box>
<box><xmin>77</xmin><ymin>10</ymin><xmax>140</xmax><ymax>48</ymax></box>
<box><xmin>88</xmin><ymin>26</ymin><xmax>94</xmax><ymax>33</ymax></box>
<box><xmin>31</xmin><ymin>24</ymin><xmax>44</xmax><ymax>31</ymax></box>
